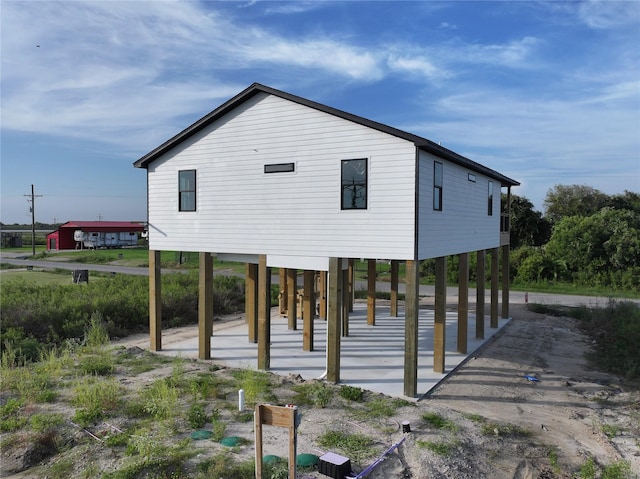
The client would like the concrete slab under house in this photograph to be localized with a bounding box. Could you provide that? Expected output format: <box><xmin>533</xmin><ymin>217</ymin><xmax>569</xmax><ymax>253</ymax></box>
<box><xmin>134</xmin><ymin>82</ymin><xmax>519</xmax><ymax>398</ymax></box>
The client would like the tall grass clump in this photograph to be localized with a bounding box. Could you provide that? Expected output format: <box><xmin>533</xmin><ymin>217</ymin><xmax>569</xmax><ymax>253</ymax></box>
<box><xmin>72</xmin><ymin>376</ymin><xmax>122</xmax><ymax>426</ymax></box>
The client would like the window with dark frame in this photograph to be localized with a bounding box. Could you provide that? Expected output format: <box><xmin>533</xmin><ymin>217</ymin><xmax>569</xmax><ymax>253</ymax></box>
<box><xmin>264</xmin><ymin>163</ymin><xmax>295</xmax><ymax>174</ymax></box>
<box><xmin>433</xmin><ymin>161</ymin><xmax>443</xmax><ymax>211</ymax></box>
<box><xmin>341</xmin><ymin>158</ymin><xmax>367</xmax><ymax>210</ymax></box>
<box><xmin>178</xmin><ymin>170</ymin><xmax>196</xmax><ymax>212</ymax></box>
<box><xmin>488</xmin><ymin>181</ymin><xmax>494</xmax><ymax>216</ymax></box>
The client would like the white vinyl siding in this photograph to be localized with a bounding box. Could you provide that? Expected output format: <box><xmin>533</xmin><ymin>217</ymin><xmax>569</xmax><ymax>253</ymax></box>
<box><xmin>417</xmin><ymin>150</ymin><xmax>500</xmax><ymax>259</ymax></box>
<box><xmin>147</xmin><ymin>93</ymin><xmax>416</xmax><ymax>260</ymax></box>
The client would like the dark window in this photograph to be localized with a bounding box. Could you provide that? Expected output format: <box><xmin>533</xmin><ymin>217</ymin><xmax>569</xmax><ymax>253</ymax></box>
<box><xmin>488</xmin><ymin>181</ymin><xmax>494</xmax><ymax>216</ymax></box>
<box><xmin>179</xmin><ymin>170</ymin><xmax>196</xmax><ymax>212</ymax></box>
<box><xmin>433</xmin><ymin>161</ymin><xmax>443</xmax><ymax>211</ymax></box>
<box><xmin>341</xmin><ymin>159</ymin><xmax>367</xmax><ymax>210</ymax></box>
<box><xmin>264</xmin><ymin>163</ymin><xmax>295</xmax><ymax>173</ymax></box>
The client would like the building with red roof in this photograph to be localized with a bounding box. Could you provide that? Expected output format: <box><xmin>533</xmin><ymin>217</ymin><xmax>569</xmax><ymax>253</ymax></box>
<box><xmin>46</xmin><ymin>221</ymin><xmax>146</xmax><ymax>250</ymax></box>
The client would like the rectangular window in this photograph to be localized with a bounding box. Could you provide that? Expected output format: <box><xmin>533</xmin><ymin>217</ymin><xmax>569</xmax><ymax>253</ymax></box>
<box><xmin>488</xmin><ymin>181</ymin><xmax>494</xmax><ymax>216</ymax></box>
<box><xmin>433</xmin><ymin>161</ymin><xmax>443</xmax><ymax>211</ymax></box>
<box><xmin>341</xmin><ymin>158</ymin><xmax>367</xmax><ymax>210</ymax></box>
<box><xmin>264</xmin><ymin>163</ymin><xmax>295</xmax><ymax>174</ymax></box>
<box><xmin>179</xmin><ymin>170</ymin><xmax>196</xmax><ymax>212</ymax></box>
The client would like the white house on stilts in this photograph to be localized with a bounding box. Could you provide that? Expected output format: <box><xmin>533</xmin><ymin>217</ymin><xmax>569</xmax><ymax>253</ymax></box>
<box><xmin>134</xmin><ymin>83</ymin><xmax>519</xmax><ymax>397</ymax></box>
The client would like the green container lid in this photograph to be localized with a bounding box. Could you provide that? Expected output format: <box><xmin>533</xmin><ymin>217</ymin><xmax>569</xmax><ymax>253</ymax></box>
<box><xmin>190</xmin><ymin>430</ymin><xmax>213</xmax><ymax>440</ymax></box>
<box><xmin>220</xmin><ymin>436</ymin><xmax>242</xmax><ymax>447</ymax></box>
<box><xmin>297</xmin><ymin>453</ymin><xmax>319</xmax><ymax>468</ymax></box>
<box><xmin>263</xmin><ymin>455</ymin><xmax>282</xmax><ymax>464</ymax></box>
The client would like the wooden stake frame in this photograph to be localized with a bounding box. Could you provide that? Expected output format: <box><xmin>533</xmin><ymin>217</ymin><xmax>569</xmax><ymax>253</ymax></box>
<box><xmin>255</xmin><ymin>404</ymin><xmax>299</xmax><ymax>479</ymax></box>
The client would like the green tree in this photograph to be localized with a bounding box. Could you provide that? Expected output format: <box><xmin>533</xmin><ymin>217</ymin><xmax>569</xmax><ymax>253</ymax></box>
<box><xmin>545</xmin><ymin>208</ymin><xmax>640</xmax><ymax>286</ymax></box>
<box><xmin>506</xmin><ymin>194</ymin><xmax>551</xmax><ymax>248</ymax></box>
<box><xmin>543</xmin><ymin>184</ymin><xmax>609</xmax><ymax>223</ymax></box>
<box><xmin>608</xmin><ymin>190</ymin><xmax>640</xmax><ymax>214</ymax></box>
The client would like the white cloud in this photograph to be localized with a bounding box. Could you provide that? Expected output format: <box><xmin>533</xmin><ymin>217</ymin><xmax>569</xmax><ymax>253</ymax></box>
<box><xmin>577</xmin><ymin>0</ymin><xmax>640</xmax><ymax>29</ymax></box>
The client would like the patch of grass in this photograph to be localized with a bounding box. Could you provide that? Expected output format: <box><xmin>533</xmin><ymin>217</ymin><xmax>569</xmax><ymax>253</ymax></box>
<box><xmin>187</xmin><ymin>402</ymin><xmax>209</xmax><ymax>429</ymax></box>
<box><xmin>231</xmin><ymin>369</ymin><xmax>276</xmax><ymax>406</ymax></box>
<box><xmin>29</xmin><ymin>412</ymin><xmax>65</xmax><ymax>433</ymax></box>
<box><xmin>195</xmin><ymin>452</ymin><xmax>255</xmax><ymax>479</ymax></box>
<box><xmin>601</xmin><ymin>423</ymin><xmax>620</xmax><ymax>439</ymax></box>
<box><xmin>292</xmin><ymin>382</ymin><xmax>333</xmax><ymax>408</ymax></box>
<box><xmin>339</xmin><ymin>385</ymin><xmax>364</xmax><ymax>402</ymax></box>
<box><xmin>480</xmin><ymin>421</ymin><xmax>531</xmax><ymax>438</ymax></box>
<box><xmin>417</xmin><ymin>439</ymin><xmax>456</xmax><ymax>456</ymax></box>
<box><xmin>578</xmin><ymin>456</ymin><xmax>597</xmax><ymax>479</ymax></box>
<box><xmin>601</xmin><ymin>460</ymin><xmax>632</xmax><ymax>479</ymax></box>
<box><xmin>462</xmin><ymin>412</ymin><xmax>486</xmax><ymax>423</ymax></box>
<box><xmin>141</xmin><ymin>378</ymin><xmax>179</xmax><ymax>420</ymax></box>
<box><xmin>48</xmin><ymin>457</ymin><xmax>75</xmax><ymax>479</ymax></box>
<box><xmin>72</xmin><ymin>376</ymin><xmax>122</xmax><ymax>426</ymax></box>
<box><xmin>422</xmin><ymin>412</ymin><xmax>459</xmax><ymax>432</ymax></box>
<box><xmin>78</xmin><ymin>352</ymin><xmax>114</xmax><ymax>376</ymax></box>
<box><xmin>317</xmin><ymin>430</ymin><xmax>375</xmax><ymax>463</ymax></box>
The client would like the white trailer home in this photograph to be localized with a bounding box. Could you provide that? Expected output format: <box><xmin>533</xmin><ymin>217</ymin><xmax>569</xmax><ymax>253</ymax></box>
<box><xmin>134</xmin><ymin>83</ymin><xmax>519</xmax><ymax>397</ymax></box>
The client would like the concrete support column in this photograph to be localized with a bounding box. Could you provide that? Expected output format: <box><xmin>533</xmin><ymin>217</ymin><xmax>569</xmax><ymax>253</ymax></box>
<box><xmin>457</xmin><ymin>252</ymin><xmax>469</xmax><ymax>354</ymax></box>
<box><xmin>501</xmin><ymin>245</ymin><xmax>510</xmax><ymax>319</ymax></box>
<box><xmin>327</xmin><ymin>257</ymin><xmax>342</xmax><ymax>383</ymax></box>
<box><xmin>246</xmin><ymin>263</ymin><xmax>258</xmax><ymax>343</ymax></box>
<box><xmin>476</xmin><ymin>249</ymin><xmax>486</xmax><ymax>339</ymax></box>
<box><xmin>434</xmin><ymin>256</ymin><xmax>447</xmax><ymax>373</ymax></box>
<box><xmin>149</xmin><ymin>250</ymin><xmax>162</xmax><ymax>351</ymax></box>
<box><xmin>257</xmin><ymin>255</ymin><xmax>271</xmax><ymax>370</ymax></box>
<box><xmin>287</xmin><ymin>269</ymin><xmax>297</xmax><ymax>330</ymax></box>
<box><xmin>404</xmin><ymin>259</ymin><xmax>419</xmax><ymax>397</ymax></box>
<box><xmin>390</xmin><ymin>260</ymin><xmax>399</xmax><ymax>317</ymax></box>
<box><xmin>367</xmin><ymin>259</ymin><xmax>376</xmax><ymax>325</ymax></box>
<box><xmin>303</xmin><ymin>270</ymin><xmax>315</xmax><ymax>351</ymax></box>
<box><xmin>198</xmin><ymin>252</ymin><xmax>213</xmax><ymax>360</ymax></box>
<box><xmin>491</xmin><ymin>248</ymin><xmax>499</xmax><ymax>328</ymax></box>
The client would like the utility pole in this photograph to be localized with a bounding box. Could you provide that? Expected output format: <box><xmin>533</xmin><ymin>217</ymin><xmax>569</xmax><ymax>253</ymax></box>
<box><xmin>24</xmin><ymin>184</ymin><xmax>43</xmax><ymax>255</ymax></box>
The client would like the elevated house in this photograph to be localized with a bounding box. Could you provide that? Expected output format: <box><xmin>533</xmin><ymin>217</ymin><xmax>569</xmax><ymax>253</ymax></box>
<box><xmin>46</xmin><ymin>221</ymin><xmax>145</xmax><ymax>250</ymax></box>
<box><xmin>134</xmin><ymin>83</ymin><xmax>519</xmax><ymax>397</ymax></box>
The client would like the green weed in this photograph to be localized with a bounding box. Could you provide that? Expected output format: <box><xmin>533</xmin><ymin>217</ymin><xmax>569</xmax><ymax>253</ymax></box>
<box><xmin>29</xmin><ymin>412</ymin><xmax>65</xmax><ymax>433</ymax></box>
<box><xmin>417</xmin><ymin>439</ymin><xmax>456</xmax><ymax>456</ymax></box>
<box><xmin>339</xmin><ymin>385</ymin><xmax>364</xmax><ymax>402</ymax></box>
<box><xmin>232</xmin><ymin>369</ymin><xmax>276</xmax><ymax>405</ymax></box>
<box><xmin>317</xmin><ymin>430</ymin><xmax>375</xmax><ymax>463</ymax></box>
<box><xmin>142</xmin><ymin>379</ymin><xmax>179</xmax><ymax>420</ymax></box>
<box><xmin>480</xmin><ymin>421</ymin><xmax>531</xmax><ymax>438</ymax></box>
<box><xmin>72</xmin><ymin>376</ymin><xmax>122</xmax><ymax>426</ymax></box>
<box><xmin>422</xmin><ymin>412</ymin><xmax>459</xmax><ymax>432</ymax></box>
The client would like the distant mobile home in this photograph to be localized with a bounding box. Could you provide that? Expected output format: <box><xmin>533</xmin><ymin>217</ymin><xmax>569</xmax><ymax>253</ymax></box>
<box><xmin>134</xmin><ymin>83</ymin><xmax>519</xmax><ymax>396</ymax></box>
<box><xmin>46</xmin><ymin>221</ymin><xmax>145</xmax><ymax>250</ymax></box>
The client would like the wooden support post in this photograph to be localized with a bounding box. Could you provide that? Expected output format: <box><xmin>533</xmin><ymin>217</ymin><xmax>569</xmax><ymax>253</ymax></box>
<box><xmin>476</xmin><ymin>249</ymin><xmax>486</xmax><ymax>339</ymax></box>
<box><xmin>287</xmin><ymin>269</ymin><xmax>297</xmax><ymax>330</ymax></box>
<box><xmin>279</xmin><ymin>269</ymin><xmax>287</xmax><ymax>316</ymax></box>
<box><xmin>254</xmin><ymin>404</ymin><xmax>298</xmax><ymax>479</ymax></box>
<box><xmin>457</xmin><ymin>252</ymin><xmax>469</xmax><ymax>354</ymax></box>
<box><xmin>149</xmin><ymin>250</ymin><xmax>162</xmax><ymax>351</ymax></box>
<box><xmin>390</xmin><ymin>260</ymin><xmax>399</xmax><ymax>317</ymax></box>
<box><xmin>501</xmin><ymin>245</ymin><xmax>510</xmax><ymax>319</ymax></box>
<box><xmin>257</xmin><ymin>255</ymin><xmax>271</xmax><ymax>370</ymax></box>
<box><xmin>198</xmin><ymin>252</ymin><xmax>213</xmax><ymax>360</ymax></box>
<box><xmin>348</xmin><ymin>259</ymin><xmax>355</xmax><ymax>313</ymax></box>
<box><xmin>434</xmin><ymin>256</ymin><xmax>447</xmax><ymax>373</ymax></box>
<box><xmin>404</xmin><ymin>260</ymin><xmax>419</xmax><ymax>397</ymax></box>
<box><xmin>246</xmin><ymin>263</ymin><xmax>258</xmax><ymax>343</ymax></box>
<box><xmin>303</xmin><ymin>270</ymin><xmax>315</xmax><ymax>351</ymax></box>
<box><xmin>327</xmin><ymin>257</ymin><xmax>342</xmax><ymax>383</ymax></box>
<box><xmin>491</xmin><ymin>248</ymin><xmax>499</xmax><ymax>328</ymax></box>
<box><xmin>367</xmin><ymin>259</ymin><xmax>376</xmax><ymax>326</ymax></box>
<box><xmin>319</xmin><ymin>271</ymin><xmax>327</xmax><ymax>320</ymax></box>
<box><xmin>342</xmin><ymin>267</ymin><xmax>350</xmax><ymax>337</ymax></box>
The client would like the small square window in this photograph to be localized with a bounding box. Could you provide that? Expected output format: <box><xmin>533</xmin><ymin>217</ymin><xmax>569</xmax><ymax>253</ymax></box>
<box><xmin>341</xmin><ymin>159</ymin><xmax>367</xmax><ymax>210</ymax></box>
<box><xmin>179</xmin><ymin>170</ymin><xmax>196</xmax><ymax>212</ymax></box>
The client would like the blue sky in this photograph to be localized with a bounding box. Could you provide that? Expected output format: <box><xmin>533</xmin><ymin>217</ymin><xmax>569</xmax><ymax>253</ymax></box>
<box><xmin>1</xmin><ymin>0</ymin><xmax>639</xmax><ymax>224</ymax></box>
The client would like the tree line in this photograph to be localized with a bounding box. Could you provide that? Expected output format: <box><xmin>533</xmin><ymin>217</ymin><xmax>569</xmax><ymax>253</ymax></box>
<box><xmin>508</xmin><ymin>185</ymin><xmax>639</xmax><ymax>291</ymax></box>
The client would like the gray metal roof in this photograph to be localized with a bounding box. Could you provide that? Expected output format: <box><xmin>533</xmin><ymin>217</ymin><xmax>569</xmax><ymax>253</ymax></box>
<box><xmin>134</xmin><ymin>82</ymin><xmax>519</xmax><ymax>187</ymax></box>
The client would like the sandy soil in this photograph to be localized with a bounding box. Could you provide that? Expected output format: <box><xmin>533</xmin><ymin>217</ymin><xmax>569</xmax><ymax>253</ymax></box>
<box><xmin>3</xmin><ymin>304</ymin><xmax>639</xmax><ymax>478</ymax></box>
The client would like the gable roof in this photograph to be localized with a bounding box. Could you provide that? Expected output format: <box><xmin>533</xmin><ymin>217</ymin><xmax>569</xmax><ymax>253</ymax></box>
<box><xmin>134</xmin><ymin>82</ymin><xmax>519</xmax><ymax>187</ymax></box>
<box><xmin>59</xmin><ymin>221</ymin><xmax>145</xmax><ymax>230</ymax></box>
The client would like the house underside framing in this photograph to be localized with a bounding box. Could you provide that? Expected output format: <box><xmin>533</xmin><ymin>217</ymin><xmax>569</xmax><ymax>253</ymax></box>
<box><xmin>147</xmin><ymin>245</ymin><xmax>511</xmax><ymax>398</ymax></box>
